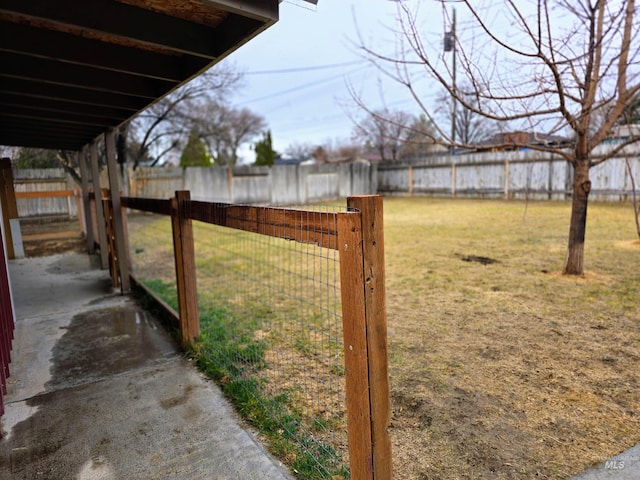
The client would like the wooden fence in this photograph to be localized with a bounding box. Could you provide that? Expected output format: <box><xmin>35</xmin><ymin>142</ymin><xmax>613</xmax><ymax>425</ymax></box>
<box><xmin>100</xmin><ymin>191</ymin><xmax>392</xmax><ymax>479</ymax></box>
<box><xmin>378</xmin><ymin>148</ymin><xmax>640</xmax><ymax>201</ymax></box>
<box><xmin>12</xmin><ymin>168</ymin><xmax>80</xmax><ymax>217</ymax></box>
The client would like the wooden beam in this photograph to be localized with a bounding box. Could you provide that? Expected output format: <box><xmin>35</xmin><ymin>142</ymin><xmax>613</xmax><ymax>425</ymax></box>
<box><xmin>0</xmin><ymin>159</ymin><xmax>18</xmax><ymax>259</ymax></box>
<box><xmin>1</xmin><ymin>0</ymin><xmax>227</xmax><ymax>59</ymax></box>
<box><xmin>0</xmin><ymin>93</ymin><xmax>140</xmax><ymax>122</ymax></box>
<box><xmin>0</xmin><ymin>102</ymin><xmax>122</xmax><ymax>126</ymax></box>
<box><xmin>13</xmin><ymin>189</ymin><xmax>74</xmax><ymax>199</ymax></box>
<box><xmin>78</xmin><ymin>147</ymin><xmax>94</xmax><ymax>252</ymax></box>
<box><xmin>171</xmin><ymin>190</ymin><xmax>199</xmax><ymax>348</ymax></box>
<box><xmin>0</xmin><ymin>51</ymin><xmax>173</xmax><ymax>99</ymax></box>
<box><xmin>0</xmin><ymin>77</ymin><xmax>145</xmax><ymax>112</ymax></box>
<box><xmin>337</xmin><ymin>208</ymin><xmax>374</xmax><ymax>480</ymax></box>
<box><xmin>188</xmin><ymin>201</ymin><xmax>339</xmax><ymax>250</ymax></box>
<box><xmin>121</xmin><ymin>196</ymin><xmax>171</xmax><ymax>216</ymax></box>
<box><xmin>89</xmin><ymin>141</ymin><xmax>109</xmax><ymax>269</ymax></box>
<box><xmin>347</xmin><ymin>195</ymin><xmax>392</xmax><ymax>480</ymax></box>
<box><xmin>105</xmin><ymin>129</ymin><xmax>130</xmax><ymax>292</ymax></box>
<box><xmin>0</xmin><ymin>21</ymin><xmax>208</xmax><ymax>82</ymax></box>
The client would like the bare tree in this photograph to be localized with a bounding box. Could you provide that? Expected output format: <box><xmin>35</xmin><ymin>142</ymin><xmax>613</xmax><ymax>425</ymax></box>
<box><xmin>435</xmin><ymin>85</ymin><xmax>502</xmax><ymax>146</ymax></box>
<box><xmin>358</xmin><ymin>0</ymin><xmax>640</xmax><ymax>275</ymax></box>
<box><xmin>127</xmin><ymin>66</ymin><xmax>241</xmax><ymax>168</ymax></box>
<box><xmin>197</xmin><ymin>105</ymin><xmax>266</xmax><ymax>166</ymax></box>
<box><xmin>284</xmin><ymin>141</ymin><xmax>315</xmax><ymax>160</ymax></box>
<box><xmin>400</xmin><ymin>114</ymin><xmax>443</xmax><ymax>160</ymax></box>
<box><xmin>309</xmin><ymin>138</ymin><xmax>362</xmax><ymax>163</ymax></box>
<box><xmin>352</xmin><ymin>108</ymin><xmax>413</xmax><ymax>162</ymax></box>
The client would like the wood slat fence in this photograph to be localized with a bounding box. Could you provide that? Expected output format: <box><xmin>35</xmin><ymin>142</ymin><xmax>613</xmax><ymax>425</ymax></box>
<box><xmin>103</xmin><ymin>191</ymin><xmax>393</xmax><ymax>480</ymax></box>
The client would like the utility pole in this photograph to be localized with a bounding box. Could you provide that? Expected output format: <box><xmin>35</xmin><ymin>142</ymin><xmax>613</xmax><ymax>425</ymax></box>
<box><xmin>444</xmin><ymin>7</ymin><xmax>457</xmax><ymax>153</ymax></box>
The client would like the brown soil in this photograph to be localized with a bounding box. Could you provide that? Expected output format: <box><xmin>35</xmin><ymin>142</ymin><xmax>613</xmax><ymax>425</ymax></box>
<box><xmin>19</xmin><ymin>217</ymin><xmax>86</xmax><ymax>257</ymax></box>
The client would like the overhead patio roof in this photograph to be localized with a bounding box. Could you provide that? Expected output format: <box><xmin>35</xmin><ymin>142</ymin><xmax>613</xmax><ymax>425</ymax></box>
<box><xmin>0</xmin><ymin>0</ymin><xmax>280</xmax><ymax>151</ymax></box>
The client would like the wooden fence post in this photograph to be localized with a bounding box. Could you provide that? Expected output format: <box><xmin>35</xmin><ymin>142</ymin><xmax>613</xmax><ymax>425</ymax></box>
<box><xmin>90</xmin><ymin>142</ymin><xmax>109</xmax><ymax>269</ymax></box>
<box><xmin>408</xmin><ymin>165</ymin><xmax>414</xmax><ymax>197</ymax></box>
<box><xmin>103</xmin><ymin>198</ymin><xmax>119</xmax><ymax>288</ymax></box>
<box><xmin>338</xmin><ymin>195</ymin><xmax>392</xmax><ymax>480</ymax></box>
<box><xmin>227</xmin><ymin>166</ymin><xmax>233</xmax><ymax>202</ymax></box>
<box><xmin>171</xmin><ymin>190</ymin><xmax>199</xmax><ymax>349</ymax></box>
<box><xmin>504</xmin><ymin>159</ymin><xmax>510</xmax><ymax>200</ymax></box>
<box><xmin>451</xmin><ymin>162</ymin><xmax>457</xmax><ymax>198</ymax></box>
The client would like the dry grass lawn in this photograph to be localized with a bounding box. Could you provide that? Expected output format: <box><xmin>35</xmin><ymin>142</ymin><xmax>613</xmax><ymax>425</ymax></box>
<box><xmin>383</xmin><ymin>197</ymin><xmax>639</xmax><ymax>479</ymax></box>
<box><xmin>125</xmin><ymin>197</ymin><xmax>639</xmax><ymax>479</ymax></box>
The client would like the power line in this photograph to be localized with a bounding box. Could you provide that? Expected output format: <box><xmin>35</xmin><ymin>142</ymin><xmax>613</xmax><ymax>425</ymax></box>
<box><xmin>244</xmin><ymin>60</ymin><xmax>367</xmax><ymax>75</ymax></box>
<box><xmin>239</xmin><ymin>65</ymin><xmax>372</xmax><ymax>104</ymax></box>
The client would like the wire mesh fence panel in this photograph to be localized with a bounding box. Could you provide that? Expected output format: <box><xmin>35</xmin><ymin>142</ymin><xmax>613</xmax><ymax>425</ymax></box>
<box><xmin>192</xmin><ymin>205</ymin><xmax>349</xmax><ymax>479</ymax></box>
<box><xmin>126</xmin><ymin>211</ymin><xmax>178</xmax><ymax>310</ymax></box>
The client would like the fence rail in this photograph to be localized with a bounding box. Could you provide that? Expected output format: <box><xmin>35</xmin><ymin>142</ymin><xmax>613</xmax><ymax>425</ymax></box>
<box><xmin>0</xmin><ymin>216</ymin><xmax>15</xmax><ymax>419</ymax></box>
<box><xmin>116</xmin><ymin>191</ymin><xmax>392</xmax><ymax>479</ymax></box>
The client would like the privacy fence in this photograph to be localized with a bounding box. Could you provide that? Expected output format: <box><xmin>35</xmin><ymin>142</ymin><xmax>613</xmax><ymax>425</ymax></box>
<box><xmin>12</xmin><ymin>168</ymin><xmax>81</xmax><ymax>218</ymax></box>
<box><xmin>379</xmin><ymin>148</ymin><xmax>640</xmax><ymax>201</ymax></box>
<box><xmin>13</xmin><ymin>147</ymin><xmax>640</xmax><ymax>219</ymax></box>
<box><xmin>130</xmin><ymin>162</ymin><xmax>377</xmax><ymax>204</ymax></box>
<box><xmin>90</xmin><ymin>189</ymin><xmax>391</xmax><ymax>480</ymax></box>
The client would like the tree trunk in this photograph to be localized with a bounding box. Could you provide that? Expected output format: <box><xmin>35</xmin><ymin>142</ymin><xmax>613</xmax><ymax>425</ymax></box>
<box><xmin>563</xmin><ymin>159</ymin><xmax>591</xmax><ymax>275</ymax></box>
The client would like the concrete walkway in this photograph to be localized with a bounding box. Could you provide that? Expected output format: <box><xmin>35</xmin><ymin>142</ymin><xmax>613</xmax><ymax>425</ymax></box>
<box><xmin>571</xmin><ymin>444</ymin><xmax>640</xmax><ymax>480</ymax></box>
<box><xmin>0</xmin><ymin>253</ymin><xmax>292</xmax><ymax>480</ymax></box>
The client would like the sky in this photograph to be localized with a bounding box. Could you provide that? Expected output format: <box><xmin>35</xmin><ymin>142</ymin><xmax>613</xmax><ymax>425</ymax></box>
<box><xmin>220</xmin><ymin>0</ymin><xmax>448</xmax><ymax>160</ymax></box>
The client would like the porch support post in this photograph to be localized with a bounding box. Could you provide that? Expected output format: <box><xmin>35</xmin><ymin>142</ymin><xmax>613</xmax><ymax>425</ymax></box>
<box><xmin>78</xmin><ymin>147</ymin><xmax>95</xmax><ymax>252</ymax></box>
<box><xmin>105</xmin><ymin>128</ymin><xmax>130</xmax><ymax>292</ymax></box>
<box><xmin>90</xmin><ymin>141</ymin><xmax>109</xmax><ymax>269</ymax></box>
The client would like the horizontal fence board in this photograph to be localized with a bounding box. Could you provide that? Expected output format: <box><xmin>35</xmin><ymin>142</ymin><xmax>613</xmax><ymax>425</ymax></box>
<box><xmin>189</xmin><ymin>200</ymin><xmax>341</xmax><ymax>250</ymax></box>
<box><xmin>15</xmin><ymin>189</ymin><xmax>75</xmax><ymax>199</ymax></box>
<box><xmin>121</xmin><ymin>196</ymin><xmax>171</xmax><ymax>216</ymax></box>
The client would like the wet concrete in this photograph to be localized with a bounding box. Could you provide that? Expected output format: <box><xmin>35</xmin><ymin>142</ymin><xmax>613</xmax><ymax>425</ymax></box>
<box><xmin>1</xmin><ymin>253</ymin><xmax>292</xmax><ymax>479</ymax></box>
<box><xmin>45</xmin><ymin>306</ymin><xmax>177</xmax><ymax>391</ymax></box>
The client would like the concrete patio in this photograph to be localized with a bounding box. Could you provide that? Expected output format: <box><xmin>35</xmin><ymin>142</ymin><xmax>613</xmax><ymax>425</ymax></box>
<box><xmin>0</xmin><ymin>253</ymin><xmax>292</xmax><ymax>479</ymax></box>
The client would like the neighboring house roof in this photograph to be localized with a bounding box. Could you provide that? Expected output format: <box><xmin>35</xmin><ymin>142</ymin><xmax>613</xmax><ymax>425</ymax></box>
<box><xmin>274</xmin><ymin>157</ymin><xmax>307</xmax><ymax>166</ymax></box>
<box><xmin>474</xmin><ymin>131</ymin><xmax>572</xmax><ymax>150</ymax></box>
<box><xmin>0</xmin><ymin>0</ymin><xmax>279</xmax><ymax>151</ymax></box>
<box><xmin>608</xmin><ymin>124</ymin><xmax>640</xmax><ymax>140</ymax></box>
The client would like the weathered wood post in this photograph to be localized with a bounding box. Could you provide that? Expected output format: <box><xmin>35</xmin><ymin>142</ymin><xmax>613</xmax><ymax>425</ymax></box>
<box><xmin>105</xmin><ymin>129</ymin><xmax>131</xmax><ymax>292</ymax></box>
<box><xmin>408</xmin><ymin>165</ymin><xmax>414</xmax><ymax>197</ymax></box>
<box><xmin>78</xmin><ymin>148</ymin><xmax>95</xmax><ymax>251</ymax></box>
<box><xmin>103</xmin><ymin>197</ymin><xmax>119</xmax><ymax>288</ymax></box>
<box><xmin>89</xmin><ymin>142</ymin><xmax>109</xmax><ymax>269</ymax></box>
<box><xmin>171</xmin><ymin>190</ymin><xmax>199</xmax><ymax>349</ymax></box>
<box><xmin>338</xmin><ymin>195</ymin><xmax>392</xmax><ymax>480</ymax></box>
<box><xmin>504</xmin><ymin>159</ymin><xmax>510</xmax><ymax>200</ymax></box>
